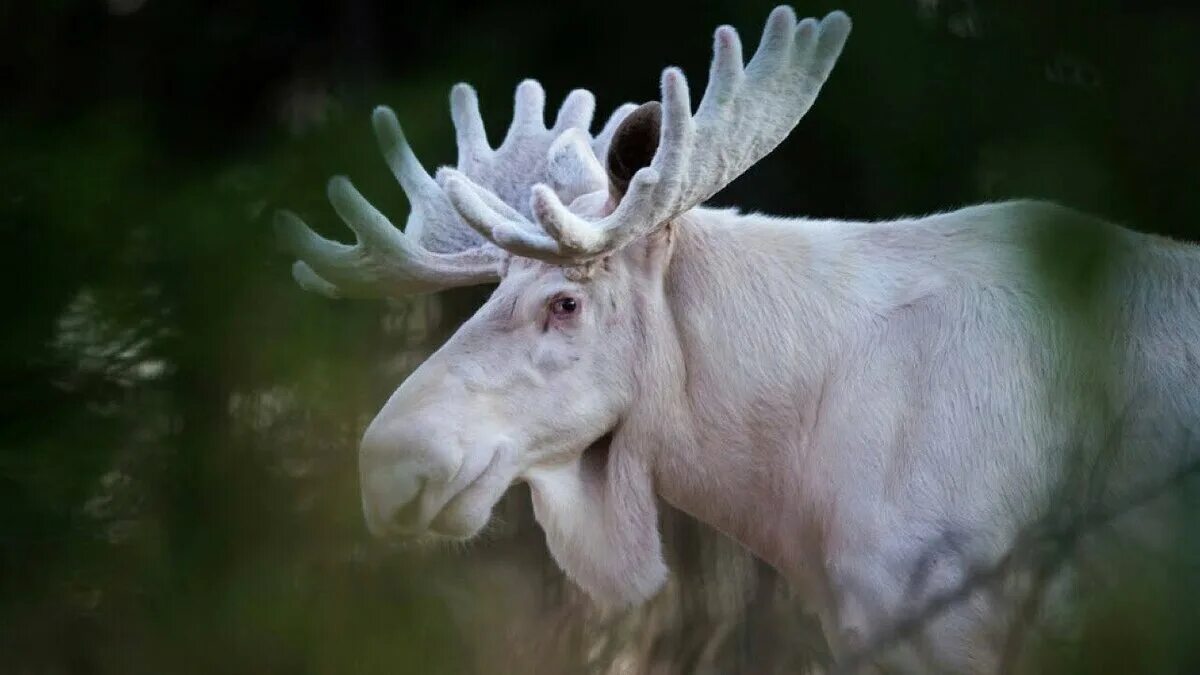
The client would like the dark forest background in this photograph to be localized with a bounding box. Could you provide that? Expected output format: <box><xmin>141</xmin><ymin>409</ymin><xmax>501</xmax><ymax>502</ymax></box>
<box><xmin>2</xmin><ymin>0</ymin><xmax>1199</xmax><ymax>673</ymax></box>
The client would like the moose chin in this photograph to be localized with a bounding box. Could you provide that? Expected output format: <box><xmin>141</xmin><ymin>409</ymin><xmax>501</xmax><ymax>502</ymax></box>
<box><xmin>278</xmin><ymin>6</ymin><xmax>1200</xmax><ymax>673</ymax></box>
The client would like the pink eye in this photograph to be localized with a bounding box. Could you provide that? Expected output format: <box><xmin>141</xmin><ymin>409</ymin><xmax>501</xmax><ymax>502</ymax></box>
<box><xmin>550</xmin><ymin>296</ymin><xmax>579</xmax><ymax>317</ymax></box>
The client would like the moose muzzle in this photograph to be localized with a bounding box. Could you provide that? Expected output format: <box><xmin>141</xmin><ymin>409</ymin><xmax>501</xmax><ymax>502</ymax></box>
<box><xmin>357</xmin><ymin>362</ymin><xmax>519</xmax><ymax>539</ymax></box>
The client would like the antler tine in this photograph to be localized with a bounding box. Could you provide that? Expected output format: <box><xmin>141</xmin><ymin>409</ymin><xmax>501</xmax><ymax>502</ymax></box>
<box><xmin>554</xmin><ymin>89</ymin><xmax>597</xmax><ymax>134</ymax></box>
<box><xmin>454</xmin><ymin>6</ymin><xmax>851</xmax><ymax>263</ymax></box>
<box><xmin>450</xmin><ymin>83</ymin><xmax>493</xmax><ymax>173</ymax></box>
<box><xmin>547</xmin><ymin>128</ymin><xmax>608</xmax><ymax>206</ymax></box>
<box><xmin>502</xmin><ymin>80</ymin><xmax>548</xmax><ymax>148</ymax></box>
<box><xmin>276</xmin><ymin>106</ymin><xmax>504</xmax><ymax>299</ymax></box>
<box><xmin>444</xmin><ymin>173</ymin><xmax>563</xmax><ymax>260</ymax></box>
<box><xmin>280</xmin><ymin>74</ymin><xmax>634</xmax><ymax>294</ymax></box>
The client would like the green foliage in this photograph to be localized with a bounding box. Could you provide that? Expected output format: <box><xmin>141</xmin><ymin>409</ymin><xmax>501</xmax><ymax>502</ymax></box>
<box><xmin>2</xmin><ymin>0</ymin><xmax>1198</xmax><ymax>672</ymax></box>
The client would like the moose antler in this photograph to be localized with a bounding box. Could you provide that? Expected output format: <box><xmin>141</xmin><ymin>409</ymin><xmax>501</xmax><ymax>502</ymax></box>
<box><xmin>277</xmin><ymin>81</ymin><xmax>636</xmax><ymax>297</ymax></box>
<box><xmin>445</xmin><ymin>6</ymin><xmax>851</xmax><ymax>263</ymax></box>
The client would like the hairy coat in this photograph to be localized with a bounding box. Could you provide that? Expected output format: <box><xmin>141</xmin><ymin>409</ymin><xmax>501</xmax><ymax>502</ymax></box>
<box><xmin>618</xmin><ymin>203</ymin><xmax>1200</xmax><ymax>670</ymax></box>
<box><xmin>278</xmin><ymin>6</ymin><xmax>1200</xmax><ymax>672</ymax></box>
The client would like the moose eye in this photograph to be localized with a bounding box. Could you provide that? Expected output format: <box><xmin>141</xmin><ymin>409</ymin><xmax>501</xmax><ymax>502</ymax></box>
<box><xmin>549</xmin><ymin>296</ymin><xmax>579</xmax><ymax>317</ymax></box>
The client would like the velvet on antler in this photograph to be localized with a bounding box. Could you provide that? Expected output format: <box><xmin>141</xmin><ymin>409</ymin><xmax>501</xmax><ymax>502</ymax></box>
<box><xmin>444</xmin><ymin>7</ymin><xmax>851</xmax><ymax>264</ymax></box>
<box><xmin>276</xmin><ymin>81</ymin><xmax>635</xmax><ymax>298</ymax></box>
<box><xmin>278</xmin><ymin>5</ymin><xmax>851</xmax><ymax>292</ymax></box>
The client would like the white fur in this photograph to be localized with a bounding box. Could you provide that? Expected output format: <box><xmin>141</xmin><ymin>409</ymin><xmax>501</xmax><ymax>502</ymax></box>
<box><xmin>360</xmin><ymin>200</ymin><xmax>1200</xmax><ymax>671</ymax></box>
<box><xmin>281</xmin><ymin>6</ymin><xmax>1200</xmax><ymax>671</ymax></box>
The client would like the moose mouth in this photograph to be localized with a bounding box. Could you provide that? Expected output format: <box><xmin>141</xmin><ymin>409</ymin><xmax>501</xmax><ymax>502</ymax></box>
<box><xmin>367</xmin><ymin>444</ymin><xmax>511</xmax><ymax>542</ymax></box>
<box><xmin>378</xmin><ymin>430</ymin><xmax>616</xmax><ymax>542</ymax></box>
<box><xmin>425</xmin><ymin>448</ymin><xmax>506</xmax><ymax>536</ymax></box>
<box><xmin>437</xmin><ymin>430</ymin><xmax>616</xmax><ymax>537</ymax></box>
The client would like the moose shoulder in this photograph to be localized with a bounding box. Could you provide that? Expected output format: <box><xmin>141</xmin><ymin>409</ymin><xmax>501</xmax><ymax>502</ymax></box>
<box><xmin>277</xmin><ymin>6</ymin><xmax>1200</xmax><ymax>673</ymax></box>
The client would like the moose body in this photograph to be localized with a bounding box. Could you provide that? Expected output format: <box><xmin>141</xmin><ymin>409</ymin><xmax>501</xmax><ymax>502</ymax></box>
<box><xmin>279</xmin><ymin>6</ymin><xmax>1200</xmax><ymax>672</ymax></box>
<box><xmin>603</xmin><ymin>202</ymin><xmax>1200</xmax><ymax>671</ymax></box>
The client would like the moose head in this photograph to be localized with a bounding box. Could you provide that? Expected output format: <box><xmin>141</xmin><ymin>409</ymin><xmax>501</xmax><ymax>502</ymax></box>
<box><xmin>278</xmin><ymin>6</ymin><xmax>850</xmax><ymax>607</ymax></box>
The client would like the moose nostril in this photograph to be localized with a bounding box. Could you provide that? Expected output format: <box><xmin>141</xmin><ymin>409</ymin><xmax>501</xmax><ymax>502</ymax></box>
<box><xmin>361</xmin><ymin>461</ymin><xmax>432</xmax><ymax>537</ymax></box>
<box><xmin>390</xmin><ymin>477</ymin><xmax>428</xmax><ymax>531</ymax></box>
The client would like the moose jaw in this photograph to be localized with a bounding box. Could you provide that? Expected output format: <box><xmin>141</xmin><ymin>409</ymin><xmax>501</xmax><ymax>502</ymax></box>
<box><xmin>277</xmin><ymin>6</ymin><xmax>1200</xmax><ymax>673</ymax></box>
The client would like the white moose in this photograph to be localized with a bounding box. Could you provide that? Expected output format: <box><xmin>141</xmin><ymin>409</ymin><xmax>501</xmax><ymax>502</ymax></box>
<box><xmin>278</xmin><ymin>6</ymin><xmax>1200</xmax><ymax>672</ymax></box>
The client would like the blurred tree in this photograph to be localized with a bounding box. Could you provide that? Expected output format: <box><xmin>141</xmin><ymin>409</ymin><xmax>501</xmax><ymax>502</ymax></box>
<box><xmin>1</xmin><ymin>0</ymin><xmax>1197</xmax><ymax>673</ymax></box>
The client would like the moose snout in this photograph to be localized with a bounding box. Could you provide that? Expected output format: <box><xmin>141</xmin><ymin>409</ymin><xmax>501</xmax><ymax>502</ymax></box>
<box><xmin>358</xmin><ymin>417</ymin><xmax>462</xmax><ymax>537</ymax></box>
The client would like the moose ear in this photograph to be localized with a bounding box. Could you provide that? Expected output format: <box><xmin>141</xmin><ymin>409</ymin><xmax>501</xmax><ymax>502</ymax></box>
<box><xmin>606</xmin><ymin>101</ymin><xmax>661</xmax><ymax>201</ymax></box>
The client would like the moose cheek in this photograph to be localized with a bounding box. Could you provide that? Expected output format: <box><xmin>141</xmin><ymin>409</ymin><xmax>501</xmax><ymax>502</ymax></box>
<box><xmin>532</xmin><ymin>344</ymin><xmax>578</xmax><ymax>373</ymax></box>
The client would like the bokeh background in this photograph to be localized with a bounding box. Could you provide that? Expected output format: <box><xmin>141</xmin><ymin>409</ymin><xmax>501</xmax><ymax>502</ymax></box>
<box><xmin>3</xmin><ymin>0</ymin><xmax>1200</xmax><ymax>673</ymax></box>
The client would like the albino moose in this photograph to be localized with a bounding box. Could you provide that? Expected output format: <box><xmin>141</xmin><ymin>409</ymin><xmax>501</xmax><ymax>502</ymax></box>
<box><xmin>278</xmin><ymin>6</ymin><xmax>1200</xmax><ymax>672</ymax></box>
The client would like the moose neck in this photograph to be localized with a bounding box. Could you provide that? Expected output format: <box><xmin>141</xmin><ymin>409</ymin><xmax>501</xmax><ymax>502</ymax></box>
<box><xmin>640</xmin><ymin>207</ymin><xmax>887</xmax><ymax>592</ymax></box>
